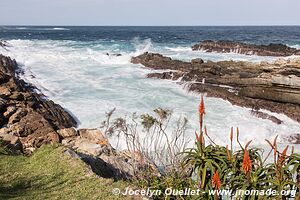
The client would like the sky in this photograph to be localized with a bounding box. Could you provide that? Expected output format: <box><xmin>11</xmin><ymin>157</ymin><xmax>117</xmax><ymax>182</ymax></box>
<box><xmin>0</xmin><ymin>0</ymin><xmax>299</xmax><ymax>26</ymax></box>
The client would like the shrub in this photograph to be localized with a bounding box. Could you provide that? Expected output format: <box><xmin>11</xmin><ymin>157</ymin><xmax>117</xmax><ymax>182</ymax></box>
<box><xmin>100</xmin><ymin>96</ymin><xmax>300</xmax><ymax>199</ymax></box>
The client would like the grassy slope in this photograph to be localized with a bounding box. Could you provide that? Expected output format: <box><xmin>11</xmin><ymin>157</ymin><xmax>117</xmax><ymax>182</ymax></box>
<box><xmin>0</xmin><ymin>144</ymin><xmax>130</xmax><ymax>200</ymax></box>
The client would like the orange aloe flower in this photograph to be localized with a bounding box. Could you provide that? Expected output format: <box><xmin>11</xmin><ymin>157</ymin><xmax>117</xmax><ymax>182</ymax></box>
<box><xmin>242</xmin><ymin>150</ymin><xmax>252</xmax><ymax>175</ymax></box>
<box><xmin>230</xmin><ymin>127</ymin><xmax>233</xmax><ymax>142</ymax></box>
<box><xmin>198</xmin><ymin>95</ymin><xmax>205</xmax><ymax>131</ymax></box>
<box><xmin>212</xmin><ymin>171</ymin><xmax>221</xmax><ymax>190</ymax></box>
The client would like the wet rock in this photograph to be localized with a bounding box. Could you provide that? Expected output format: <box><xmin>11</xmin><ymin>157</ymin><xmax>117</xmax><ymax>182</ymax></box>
<box><xmin>0</xmin><ymin>40</ymin><xmax>8</xmax><ymax>48</ymax></box>
<box><xmin>147</xmin><ymin>71</ymin><xmax>182</xmax><ymax>80</ymax></box>
<box><xmin>285</xmin><ymin>134</ymin><xmax>300</xmax><ymax>144</ymax></box>
<box><xmin>106</xmin><ymin>53</ymin><xmax>122</xmax><ymax>57</ymax></box>
<box><xmin>250</xmin><ymin>110</ymin><xmax>283</xmax><ymax>124</ymax></box>
<box><xmin>191</xmin><ymin>58</ymin><xmax>204</xmax><ymax>64</ymax></box>
<box><xmin>192</xmin><ymin>40</ymin><xmax>300</xmax><ymax>57</ymax></box>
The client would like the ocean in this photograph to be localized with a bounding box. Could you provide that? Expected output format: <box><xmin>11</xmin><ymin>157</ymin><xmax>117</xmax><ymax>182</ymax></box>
<box><xmin>1</xmin><ymin>26</ymin><xmax>300</xmax><ymax>149</ymax></box>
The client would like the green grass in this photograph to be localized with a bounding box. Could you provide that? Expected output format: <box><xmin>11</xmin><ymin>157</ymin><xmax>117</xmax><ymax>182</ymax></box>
<box><xmin>0</xmin><ymin>144</ymin><xmax>130</xmax><ymax>200</ymax></box>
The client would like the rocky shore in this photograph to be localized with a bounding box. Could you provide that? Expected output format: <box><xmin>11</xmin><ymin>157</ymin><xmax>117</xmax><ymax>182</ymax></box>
<box><xmin>0</xmin><ymin>54</ymin><xmax>77</xmax><ymax>151</ymax></box>
<box><xmin>192</xmin><ymin>40</ymin><xmax>300</xmax><ymax>57</ymax></box>
<box><xmin>132</xmin><ymin>52</ymin><xmax>300</xmax><ymax>141</ymax></box>
<box><xmin>0</xmin><ymin>53</ymin><xmax>157</xmax><ymax>178</ymax></box>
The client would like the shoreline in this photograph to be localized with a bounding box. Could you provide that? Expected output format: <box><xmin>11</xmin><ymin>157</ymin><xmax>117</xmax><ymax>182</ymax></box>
<box><xmin>131</xmin><ymin>52</ymin><xmax>300</xmax><ymax>143</ymax></box>
<box><xmin>1</xmin><ymin>42</ymin><xmax>299</xmax><ymax>183</ymax></box>
<box><xmin>1</xmin><ymin>41</ymin><xmax>300</xmax><ymax>150</ymax></box>
<box><xmin>0</xmin><ymin>54</ymin><xmax>77</xmax><ymax>152</ymax></box>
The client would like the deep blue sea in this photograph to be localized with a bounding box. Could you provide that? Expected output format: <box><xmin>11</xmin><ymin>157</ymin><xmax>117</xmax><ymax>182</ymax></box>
<box><xmin>1</xmin><ymin>26</ymin><xmax>300</xmax><ymax>45</ymax></box>
<box><xmin>1</xmin><ymin>26</ymin><xmax>300</xmax><ymax>149</ymax></box>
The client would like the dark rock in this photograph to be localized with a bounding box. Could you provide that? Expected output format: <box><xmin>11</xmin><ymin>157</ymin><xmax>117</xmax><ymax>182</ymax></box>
<box><xmin>285</xmin><ymin>134</ymin><xmax>300</xmax><ymax>144</ymax></box>
<box><xmin>0</xmin><ymin>40</ymin><xmax>8</xmax><ymax>48</ymax></box>
<box><xmin>106</xmin><ymin>53</ymin><xmax>122</xmax><ymax>57</ymax></box>
<box><xmin>191</xmin><ymin>58</ymin><xmax>204</xmax><ymax>64</ymax></box>
<box><xmin>192</xmin><ymin>40</ymin><xmax>300</xmax><ymax>57</ymax></box>
<box><xmin>250</xmin><ymin>110</ymin><xmax>283</xmax><ymax>124</ymax></box>
<box><xmin>147</xmin><ymin>71</ymin><xmax>183</xmax><ymax>80</ymax></box>
<box><xmin>131</xmin><ymin>52</ymin><xmax>190</xmax><ymax>71</ymax></box>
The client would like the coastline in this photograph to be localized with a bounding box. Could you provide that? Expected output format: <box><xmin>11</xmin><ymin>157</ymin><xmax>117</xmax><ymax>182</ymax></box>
<box><xmin>1</xmin><ymin>39</ymin><xmax>300</xmax><ymax>198</ymax></box>
<box><xmin>0</xmin><ymin>53</ymin><xmax>158</xmax><ymax>179</ymax></box>
<box><xmin>0</xmin><ymin>53</ymin><xmax>77</xmax><ymax>152</ymax></box>
<box><xmin>132</xmin><ymin>52</ymin><xmax>300</xmax><ymax>140</ymax></box>
<box><xmin>1</xmin><ymin>43</ymin><xmax>300</xmax><ymax>153</ymax></box>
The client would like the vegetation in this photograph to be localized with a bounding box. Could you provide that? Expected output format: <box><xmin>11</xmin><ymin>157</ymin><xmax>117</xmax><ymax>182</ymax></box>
<box><xmin>181</xmin><ymin>96</ymin><xmax>300</xmax><ymax>199</ymax></box>
<box><xmin>1</xmin><ymin>96</ymin><xmax>299</xmax><ymax>200</ymax></box>
<box><xmin>103</xmin><ymin>96</ymin><xmax>300</xmax><ymax>200</ymax></box>
<box><xmin>0</xmin><ymin>144</ymin><xmax>130</xmax><ymax>200</ymax></box>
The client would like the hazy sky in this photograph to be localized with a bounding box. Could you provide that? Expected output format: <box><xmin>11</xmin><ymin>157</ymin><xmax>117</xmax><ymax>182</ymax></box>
<box><xmin>0</xmin><ymin>0</ymin><xmax>299</xmax><ymax>26</ymax></box>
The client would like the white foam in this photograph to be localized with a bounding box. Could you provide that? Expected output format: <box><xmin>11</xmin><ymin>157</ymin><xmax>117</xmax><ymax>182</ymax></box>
<box><xmin>291</xmin><ymin>44</ymin><xmax>300</xmax><ymax>49</ymax></box>
<box><xmin>52</xmin><ymin>27</ymin><xmax>70</xmax><ymax>30</ymax></box>
<box><xmin>16</xmin><ymin>27</ymin><xmax>28</xmax><ymax>30</ymax></box>
<box><xmin>158</xmin><ymin>45</ymin><xmax>281</xmax><ymax>63</ymax></box>
<box><xmin>1</xmin><ymin>39</ymin><xmax>299</xmax><ymax>151</ymax></box>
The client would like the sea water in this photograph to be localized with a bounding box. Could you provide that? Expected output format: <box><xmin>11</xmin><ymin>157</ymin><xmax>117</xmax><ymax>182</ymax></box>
<box><xmin>0</xmin><ymin>26</ymin><xmax>300</xmax><ymax>150</ymax></box>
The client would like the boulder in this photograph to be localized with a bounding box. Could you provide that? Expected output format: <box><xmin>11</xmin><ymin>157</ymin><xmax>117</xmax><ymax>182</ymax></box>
<box><xmin>0</xmin><ymin>128</ymin><xmax>21</xmax><ymax>149</ymax></box>
<box><xmin>57</xmin><ymin>127</ymin><xmax>78</xmax><ymax>138</ymax></box>
<box><xmin>74</xmin><ymin>139</ymin><xmax>104</xmax><ymax>156</ymax></box>
<box><xmin>191</xmin><ymin>58</ymin><xmax>204</xmax><ymax>64</ymax></box>
<box><xmin>78</xmin><ymin>129</ymin><xmax>106</xmax><ymax>142</ymax></box>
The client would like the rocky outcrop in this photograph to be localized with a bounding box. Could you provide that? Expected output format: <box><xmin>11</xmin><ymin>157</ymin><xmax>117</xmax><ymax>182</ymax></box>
<box><xmin>0</xmin><ymin>40</ymin><xmax>7</xmax><ymax>47</ymax></box>
<box><xmin>61</xmin><ymin>128</ymin><xmax>160</xmax><ymax>180</ymax></box>
<box><xmin>0</xmin><ymin>40</ymin><xmax>9</xmax><ymax>51</ymax></box>
<box><xmin>286</xmin><ymin>134</ymin><xmax>300</xmax><ymax>144</ymax></box>
<box><xmin>192</xmin><ymin>40</ymin><xmax>300</xmax><ymax>57</ymax></box>
<box><xmin>0</xmin><ymin>54</ymin><xmax>77</xmax><ymax>152</ymax></box>
<box><xmin>132</xmin><ymin>52</ymin><xmax>300</xmax><ymax>126</ymax></box>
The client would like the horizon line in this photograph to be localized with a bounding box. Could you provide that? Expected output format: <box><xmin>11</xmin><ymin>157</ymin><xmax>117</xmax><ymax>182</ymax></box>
<box><xmin>1</xmin><ymin>24</ymin><xmax>300</xmax><ymax>27</ymax></box>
